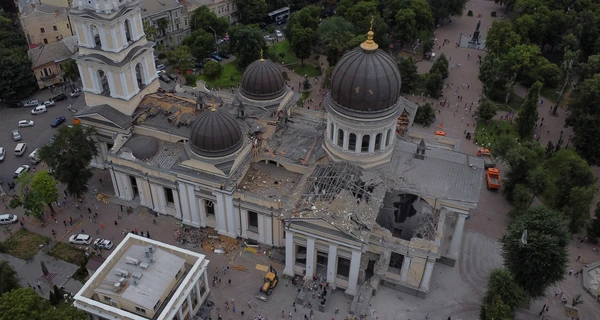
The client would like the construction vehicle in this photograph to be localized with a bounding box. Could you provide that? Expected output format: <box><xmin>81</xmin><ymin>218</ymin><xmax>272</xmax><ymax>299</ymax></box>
<box><xmin>259</xmin><ymin>271</ymin><xmax>279</xmax><ymax>296</ymax></box>
<box><xmin>477</xmin><ymin>148</ymin><xmax>496</xmax><ymax>169</ymax></box>
<box><xmin>486</xmin><ymin>168</ymin><xmax>501</xmax><ymax>190</ymax></box>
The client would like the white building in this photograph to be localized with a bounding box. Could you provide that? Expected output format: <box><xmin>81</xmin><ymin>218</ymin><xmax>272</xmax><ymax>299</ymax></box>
<box><xmin>73</xmin><ymin>233</ymin><xmax>210</xmax><ymax>320</ymax></box>
<box><xmin>69</xmin><ymin>0</ymin><xmax>483</xmax><ymax>309</ymax></box>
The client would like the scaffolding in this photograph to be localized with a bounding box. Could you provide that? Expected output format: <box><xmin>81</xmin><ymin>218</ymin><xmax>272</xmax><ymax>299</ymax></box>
<box><xmin>302</xmin><ymin>162</ymin><xmax>371</xmax><ymax>203</ymax></box>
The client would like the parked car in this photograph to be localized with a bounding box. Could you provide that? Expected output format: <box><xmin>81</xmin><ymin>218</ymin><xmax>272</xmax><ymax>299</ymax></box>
<box><xmin>194</xmin><ymin>61</ymin><xmax>204</xmax><ymax>69</ymax></box>
<box><xmin>18</xmin><ymin>120</ymin><xmax>34</xmax><ymax>127</ymax></box>
<box><xmin>69</xmin><ymin>234</ymin><xmax>92</xmax><ymax>245</ymax></box>
<box><xmin>31</xmin><ymin>105</ymin><xmax>47</xmax><ymax>115</ymax></box>
<box><xmin>264</xmin><ymin>35</ymin><xmax>275</xmax><ymax>41</ymax></box>
<box><xmin>210</xmin><ymin>53</ymin><xmax>222</xmax><ymax>62</ymax></box>
<box><xmin>0</xmin><ymin>147</ymin><xmax>5</xmax><ymax>161</ymax></box>
<box><xmin>13</xmin><ymin>165</ymin><xmax>30</xmax><ymax>179</ymax></box>
<box><xmin>11</xmin><ymin>130</ymin><xmax>21</xmax><ymax>141</ymax></box>
<box><xmin>70</xmin><ymin>89</ymin><xmax>82</xmax><ymax>98</ymax></box>
<box><xmin>94</xmin><ymin>238</ymin><xmax>113</xmax><ymax>250</ymax></box>
<box><xmin>52</xmin><ymin>93</ymin><xmax>68</xmax><ymax>101</ymax></box>
<box><xmin>6</xmin><ymin>101</ymin><xmax>23</xmax><ymax>108</ymax></box>
<box><xmin>275</xmin><ymin>30</ymin><xmax>283</xmax><ymax>38</ymax></box>
<box><xmin>168</xmin><ymin>73</ymin><xmax>178</xmax><ymax>81</ymax></box>
<box><xmin>219</xmin><ymin>51</ymin><xmax>230</xmax><ymax>59</ymax></box>
<box><xmin>158</xmin><ymin>74</ymin><xmax>171</xmax><ymax>83</ymax></box>
<box><xmin>23</xmin><ymin>100</ymin><xmax>39</xmax><ymax>107</ymax></box>
<box><xmin>0</xmin><ymin>214</ymin><xmax>18</xmax><ymax>225</ymax></box>
<box><xmin>217</xmin><ymin>38</ymin><xmax>225</xmax><ymax>45</ymax></box>
<box><xmin>51</xmin><ymin>116</ymin><xmax>66</xmax><ymax>127</ymax></box>
<box><xmin>156</xmin><ymin>64</ymin><xmax>166</xmax><ymax>71</ymax></box>
<box><xmin>277</xmin><ymin>18</ymin><xmax>286</xmax><ymax>25</ymax></box>
<box><xmin>42</xmin><ymin>99</ymin><xmax>56</xmax><ymax>107</ymax></box>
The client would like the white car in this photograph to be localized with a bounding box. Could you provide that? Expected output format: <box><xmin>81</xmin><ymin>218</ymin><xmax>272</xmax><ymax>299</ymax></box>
<box><xmin>69</xmin><ymin>234</ymin><xmax>92</xmax><ymax>245</ymax></box>
<box><xmin>264</xmin><ymin>35</ymin><xmax>275</xmax><ymax>41</ymax></box>
<box><xmin>94</xmin><ymin>238</ymin><xmax>113</xmax><ymax>250</ymax></box>
<box><xmin>18</xmin><ymin>120</ymin><xmax>34</xmax><ymax>127</ymax></box>
<box><xmin>23</xmin><ymin>100</ymin><xmax>39</xmax><ymax>107</ymax></box>
<box><xmin>275</xmin><ymin>30</ymin><xmax>283</xmax><ymax>38</ymax></box>
<box><xmin>11</xmin><ymin>130</ymin><xmax>21</xmax><ymax>141</ymax></box>
<box><xmin>42</xmin><ymin>100</ymin><xmax>56</xmax><ymax>107</ymax></box>
<box><xmin>156</xmin><ymin>64</ymin><xmax>166</xmax><ymax>71</ymax></box>
<box><xmin>13</xmin><ymin>165</ymin><xmax>30</xmax><ymax>179</ymax></box>
<box><xmin>70</xmin><ymin>89</ymin><xmax>82</xmax><ymax>98</ymax></box>
<box><xmin>0</xmin><ymin>214</ymin><xmax>18</xmax><ymax>225</ymax></box>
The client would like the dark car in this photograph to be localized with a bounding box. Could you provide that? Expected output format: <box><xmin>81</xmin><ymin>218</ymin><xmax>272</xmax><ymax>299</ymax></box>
<box><xmin>52</xmin><ymin>93</ymin><xmax>68</xmax><ymax>101</ymax></box>
<box><xmin>158</xmin><ymin>74</ymin><xmax>171</xmax><ymax>83</ymax></box>
<box><xmin>168</xmin><ymin>73</ymin><xmax>178</xmax><ymax>81</ymax></box>
<box><xmin>194</xmin><ymin>62</ymin><xmax>204</xmax><ymax>69</ymax></box>
<box><xmin>210</xmin><ymin>53</ymin><xmax>222</xmax><ymax>62</ymax></box>
<box><xmin>219</xmin><ymin>51</ymin><xmax>230</xmax><ymax>59</ymax></box>
<box><xmin>51</xmin><ymin>116</ymin><xmax>66</xmax><ymax>127</ymax></box>
<box><xmin>5</xmin><ymin>101</ymin><xmax>24</xmax><ymax>108</ymax></box>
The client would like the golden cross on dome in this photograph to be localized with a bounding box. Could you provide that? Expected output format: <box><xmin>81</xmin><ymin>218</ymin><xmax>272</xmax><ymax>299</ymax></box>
<box><xmin>210</xmin><ymin>98</ymin><xmax>217</xmax><ymax>111</ymax></box>
<box><xmin>260</xmin><ymin>49</ymin><xmax>264</xmax><ymax>61</ymax></box>
<box><xmin>370</xmin><ymin>16</ymin><xmax>374</xmax><ymax>31</ymax></box>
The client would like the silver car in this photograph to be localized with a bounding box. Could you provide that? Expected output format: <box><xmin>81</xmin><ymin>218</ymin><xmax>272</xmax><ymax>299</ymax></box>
<box><xmin>18</xmin><ymin>120</ymin><xmax>34</xmax><ymax>127</ymax></box>
<box><xmin>11</xmin><ymin>130</ymin><xmax>21</xmax><ymax>141</ymax></box>
<box><xmin>69</xmin><ymin>234</ymin><xmax>92</xmax><ymax>245</ymax></box>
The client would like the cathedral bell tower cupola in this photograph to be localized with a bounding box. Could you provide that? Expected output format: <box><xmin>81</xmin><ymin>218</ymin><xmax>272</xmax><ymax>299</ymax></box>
<box><xmin>68</xmin><ymin>0</ymin><xmax>159</xmax><ymax>116</ymax></box>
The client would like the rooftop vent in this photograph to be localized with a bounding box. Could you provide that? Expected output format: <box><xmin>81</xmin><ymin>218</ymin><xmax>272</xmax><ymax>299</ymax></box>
<box><xmin>140</xmin><ymin>262</ymin><xmax>149</xmax><ymax>269</ymax></box>
<box><xmin>115</xmin><ymin>268</ymin><xmax>129</xmax><ymax>277</ymax></box>
<box><xmin>414</xmin><ymin>139</ymin><xmax>427</xmax><ymax>160</ymax></box>
<box><xmin>126</xmin><ymin>257</ymin><xmax>139</xmax><ymax>265</ymax></box>
<box><xmin>132</xmin><ymin>271</ymin><xmax>143</xmax><ymax>279</ymax></box>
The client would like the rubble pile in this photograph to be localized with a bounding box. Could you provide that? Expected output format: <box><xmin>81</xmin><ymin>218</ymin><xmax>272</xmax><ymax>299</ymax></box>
<box><xmin>173</xmin><ymin>227</ymin><xmax>239</xmax><ymax>253</ymax></box>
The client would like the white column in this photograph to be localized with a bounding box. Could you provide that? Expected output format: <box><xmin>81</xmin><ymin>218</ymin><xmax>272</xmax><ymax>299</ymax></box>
<box><xmin>343</xmin><ymin>130</ymin><xmax>349</xmax><ymax>150</ymax></box>
<box><xmin>203</xmin><ymin>269</ymin><xmax>210</xmax><ymax>297</ymax></box>
<box><xmin>178</xmin><ymin>182</ymin><xmax>191</xmax><ymax>223</ymax></box>
<box><xmin>305</xmin><ymin>237</ymin><xmax>316</xmax><ymax>279</ymax></box>
<box><xmin>368</xmin><ymin>133</ymin><xmax>376</xmax><ymax>153</ymax></box>
<box><xmin>448</xmin><ymin>213</ymin><xmax>467</xmax><ymax>257</ymax></box>
<box><xmin>157</xmin><ymin>186</ymin><xmax>166</xmax><ymax>213</ymax></box>
<box><xmin>135</xmin><ymin>177</ymin><xmax>147</xmax><ymax>206</ymax></box>
<box><xmin>332</xmin><ymin>122</ymin><xmax>338</xmax><ymax>144</ymax></box>
<box><xmin>420</xmin><ymin>260</ymin><xmax>435</xmax><ymax>290</ymax></box>
<box><xmin>177</xmin><ymin>308</ymin><xmax>184</xmax><ymax>320</ymax></box>
<box><xmin>257</xmin><ymin>214</ymin><xmax>265</xmax><ymax>243</ymax></box>
<box><xmin>109</xmin><ymin>168</ymin><xmax>120</xmax><ymax>197</ymax></box>
<box><xmin>326</xmin><ymin>244</ymin><xmax>337</xmax><ymax>285</ymax></box>
<box><xmin>346</xmin><ymin>249</ymin><xmax>361</xmax><ymax>295</ymax></box>
<box><xmin>198</xmin><ymin>198</ymin><xmax>206</xmax><ymax>227</ymax></box>
<box><xmin>195</xmin><ymin>281</ymin><xmax>202</xmax><ymax>305</ymax></box>
<box><xmin>283</xmin><ymin>231</ymin><xmax>295</xmax><ymax>276</ymax></box>
<box><xmin>266</xmin><ymin>215</ymin><xmax>273</xmax><ymax>245</ymax></box>
<box><xmin>240</xmin><ymin>209</ymin><xmax>248</xmax><ymax>238</ymax></box>
<box><xmin>400</xmin><ymin>256</ymin><xmax>411</xmax><ymax>282</ymax></box>
<box><xmin>355</xmin><ymin>133</ymin><xmax>362</xmax><ymax>153</ymax></box>
<box><xmin>187</xmin><ymin>185</ymin><xmax>199</xmax><ymax>226</ymax></box>
<box><xmin>215</xmin><ymin>194</ymin><xmax>226</xmax><ymax>234</ymax></box>
<box><xmin>225</xmin><ymin>195</ymin><xmax>236</xmax><ymax>237</ymax></box>
<box><xmin>186</xmin><ymin>295</ymin><xmax>193</xmax><ymax>313</ymax></box>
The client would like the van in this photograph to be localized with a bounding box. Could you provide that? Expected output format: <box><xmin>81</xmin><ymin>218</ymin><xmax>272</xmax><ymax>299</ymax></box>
<box><xmin>31</xmin><ymin>105</ymin><xmax>47</xmax><ymax>115</ymax></box>
<box><xmin>14</xmin><ymin>143</ymin><xmax>27</xmax><ymax>156</ymax></box>
<box><xmin>29</xmin><ymin>148</ymin><xmax>40</xmax><ymax>164</ymax></box>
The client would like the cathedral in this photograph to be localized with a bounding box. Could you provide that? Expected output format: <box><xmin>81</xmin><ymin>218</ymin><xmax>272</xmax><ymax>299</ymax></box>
<box><xmin>69</xmin><ymin>0</ymin><xmax>484</xmax><ymax>302</ymax></box>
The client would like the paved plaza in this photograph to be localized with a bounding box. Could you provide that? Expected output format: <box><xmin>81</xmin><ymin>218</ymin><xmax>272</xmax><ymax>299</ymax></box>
<box><xmin>1</xmin><ymin>0</ymin><xmax>600</xmax><ymax>319</ymax></box>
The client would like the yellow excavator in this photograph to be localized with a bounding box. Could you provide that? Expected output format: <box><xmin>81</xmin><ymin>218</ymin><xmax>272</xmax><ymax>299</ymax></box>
<box><xmin>259</xmin><ymin>266</ymin><xmax>278</xmax><ymax>296</ymax></box>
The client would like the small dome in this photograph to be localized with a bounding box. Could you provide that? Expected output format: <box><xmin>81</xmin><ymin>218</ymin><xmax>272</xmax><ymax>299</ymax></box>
<box><xmin>129</xmin><ymin>136</ymin><xmax>159</xmax><ymax>160</ymax></box>
<box><xmin>189</xmin><ymin>108</ymin><xmax>243</xmax><ymax>157</ymax></box>
<box><xmin>240</xmin><ymin>59</ymin><xmax>286</xmax><ymax>101</ymax></box>
<box><xmin>329</xmin><ymin>40</ymin><xmax>401</xmax><ymax>118</ymax></box>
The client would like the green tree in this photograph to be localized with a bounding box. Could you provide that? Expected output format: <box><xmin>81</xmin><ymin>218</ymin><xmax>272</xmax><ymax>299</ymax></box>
<box><xmin>344</xmin><ymin>1</ymin><xmax>378</xmax><ymax>25</ymax></box>
<box><xmin>480</xmin><ymin>268</ymin><xmax>527</xmax><ymax>319</ymax></box>
<box><xmin>501</xmin><ymin>142</ymin><xmax>545</xmax><ymax>200</ymax></box>
<box><xmin>39</xmin><ymin>125</ymin><xmax>98</xmax><ymax>197</ymax></box>
<box><xmin>286</xmin><ymin>6</ymin><xmax>322</xmax><ymax>36</ymax></box>
<box><xmin>395</xmin><ymin>9</ymin><xmax>417</xmax><ymax>47</ymax></box>
<box><xmin>587</xmin><ymin>203</ymin><xmax>600</xmax><ymax>241</ymax></box>
<box><xmin>41</xmin><ymin>305</ymin><xmax>87</xmax><ymax>320</ymax></box>
<box><xmin>501</xmin><ymin>206</ymin><xmax>569</xmax><ymax>299</ymax></box>
<box><xmin>478</xmin><ymin>99</ymin><xmax>497</xmax><ymax>122</ymax></box>
<box><xmin>552</xmin><ymin>49</ymin><xmax>579</xmax><ymax>115</ymax></box>
<box><xmin>157</xmin><ymin>18</ymin><xmax>170</xmax><ymax>36</ymax></box>
<box><xmin>425</xmin><ymin>71</ymin><xmax>443</xmax><ymax>97</ymax></box>
<box><xmin>290</xmin><ymin>27</ymin><xmax>313</xmax><ymax>65</ymax></box>
<box><xmin>397</xmin><ymin>56</ymin><xmax>419</xmax><ymax>92</ymax></box>
<box><xmin>190</xmin><ymin>6</ymin><xmax>229</xmax><ymax>36</ymax></box>
<box><xmin>484</xmin><ymin>20</ymin><xmax>521</xmax><ymax>56</ymax></box>
<box><xmin>143</xmin><ymin>20</ymin><xmax>157</xmax><ymax>40</ymax></box>
<box><xmin>9</xmin><ymin>172</ymin><xmax>45</xmax><ymax>218</ymax></box>
<box><xmin>0</xmin><ymin>261</ymin><xmax>19</xmax><ymax>296</ymax></box>
<box><xmin>166</xmin><ymin>46</ymin><xmax>194</xmax><ymax>72</ymax></box>
<box><xmin>0</xmin><ymin>288</ymin><xmax>43</xmax><ymax>320</ymax></box>
<box><xmin>516</xmin><ymin>81</ymin><xmax>541</xmax><ymax>139</ymax></box>
<box><xmin>565</xmin><ymin>74</ymin><xmax>600</xmax><ymax>166</ymax></box>
<box><xmin>318</xmin><ymin>17</ymin><xmax>355</xmax><ymax>65</ymax></box>
<box><xmin>426</xmin><ymin>0</ymin><xmax>468</xmax><ymax>24</ymax></box>
<box><xmin>228</xmin><ymin>24</ymin><xmax>266</xmax><ymax>68</ymax></box>
<box><xmin>203</xmin><ymin>60</ymin><xmax>223</xmax><ymax>78</ymax></box>
<box><xmin>580</xmin><ymin>54</ymin><xmax>600</xmax><ymax>81</ymax></box>
<box><xmin>60</xmin><ymin>59</ymin><xmax>80</xmax><ymax>83</ymax></box>
<box><xmin>414</xmin><ymin>103</ymin><xmax>435</xmax><ymax>125</ymax></box>
<box><xmin>429</xmin><ymin>53</ymin><xmax>449</xmax><ymax>79</ymax></box>
<box><xmin>0</xmin><ymin>14</ymin><xmax>37</xmax><ymax>100</ymax></box>
<box><xmin>235</xmin><ymin>0</ymin><xmax>267</xmax><ymax>22</ymax></box>
<box><xmin>183</xmin><ymin>29</ymin><xmax>216</xmax><ymax>62</ymax></box>
<box><xmin>400</xmin><ymin>0</ymin><xmax>434</xmax><ymax>32</ymax></box>
<box><xmin>480</xmin><ymin>295</ymin><xmax>512</xmax><ymax>320</ymax></box>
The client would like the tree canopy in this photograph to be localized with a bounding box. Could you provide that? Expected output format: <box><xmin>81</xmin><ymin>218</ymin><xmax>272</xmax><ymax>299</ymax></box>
<box><xmin>228</xmin><ymin>24</ymin><xmax>266</xmax><ymax>68</ymax></box>
<box><xmin>0</xmin><ymin>261</ymin><xmax>19</xmax><ymax>296</ymax></box>
<box><xmin>516</xmin><ymin>81</ymin><xmax>541</xmax><ymax>138</ymax></box>
<box><xmin>501</xmin><ymin>206</ymin><xmax>569</xmax><ymax>299</ymax></box>
<box><xmin>9</xmin><ymin>171</ymin><xmax>58</xmax><ymax>218</ymax></box>
<box><xmin>235</xmin><ymin>0</ymin><xmax>267</xmax><ymax>22</ymax></box>
<box><xmin>318</xmin><ymin>17</ymin><xmax>356</xmax><ymax>66</ymax></box>
<box><xmin>480</xmin><ymin>268</ymin><xmax>527</xmax><ymax>320</ymax></box>
<box><xmin>0</xmin><ymin>13</ymin><xmax>37</xmax><ymax>100</ymax></box>
<box><xmin>39</xmin><ymin>125</ymin><xmax>98</xmax><ymax>197</ymax></box>
<box><xmin>190</xmin><ymin>6</ymin><xmax>229</xmax><ymax>36</ymax></box>
<box><xmin>397</xmin><ymin>56</ymin><xmax>419</xmax><ymax>92</ymax></box>
<box><xmin>183</xmin><ymin>29</ymin><xmax>217</xmax><ymax>62</ymax></box>
<box><xmin>566</xmin><ymin>73</ymin><xmax>600</xmax><ymax>166</ymax></box>
<box><xmin>165</xmin><ymin>46</ymin><xmax>194</xmax><ymax>72</ymax></box>
<box><xmin>0</xmin><ymin>288</ymin><xmax>86</xmax><ymax>320</ymax></box>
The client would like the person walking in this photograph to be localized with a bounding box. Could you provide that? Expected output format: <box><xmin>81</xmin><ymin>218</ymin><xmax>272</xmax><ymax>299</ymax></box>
<box><xmin>248</xmin><ymin>300</ymin><xmax>252</xmax><ymax>309</ymax></box>
<box><xmin>36</xmin><ymin>281</ymin><xmax>41</xmax><ymax>290</ymax></box>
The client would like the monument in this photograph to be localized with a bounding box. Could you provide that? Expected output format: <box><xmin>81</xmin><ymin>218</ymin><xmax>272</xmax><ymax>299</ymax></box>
<box><xmin>459</xmin><ymin>19</ymin><xmax>486</xmax><ymax>50</ymax></box>
<box><xmin>470</xmin><ymin>19</ymin><xmax>482</xmax><ymax>45</ymax></box>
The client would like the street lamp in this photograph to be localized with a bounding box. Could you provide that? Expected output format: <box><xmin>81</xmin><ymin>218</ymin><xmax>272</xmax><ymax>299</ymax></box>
<box><xmin>208</xmin><ymin>26</ymin><xmax>218</xmax><ymax>55</ymax></box>
<box><xmin>283</xmin><ymin>0</ymin><xmax>291</xmax><ymax>17</ymax></box>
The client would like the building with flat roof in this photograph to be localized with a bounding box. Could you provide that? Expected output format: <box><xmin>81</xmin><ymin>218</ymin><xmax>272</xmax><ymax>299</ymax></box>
<box><xmin>73</xmin><ymin>234</ymin><xmax>210</xmax><ymax>320</ymax></box>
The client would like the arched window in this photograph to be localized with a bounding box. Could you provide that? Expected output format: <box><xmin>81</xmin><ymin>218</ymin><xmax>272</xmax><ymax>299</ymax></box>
<box><xmin>361</xmin><ymin>134</ymin><xmax>370</xmax><ymax>153</ymax></box>
<box><xmin>329</xmin><ymin>123</ymin><xmax>334</xmax><ymax>141</ymax></box>
<box><xmin>124</xmin><ymin>19</ymin><xmax>133</xmax><ymax>42</ymax></box>
<box><xmin>134</xmin><ymin>62</ymin><xmax>144</xmax><ymax>88</ymax></box>
<box><xmin>337</xmin><ymin>129</ymin><xmax>344</xmax><ymax>147</ymax></box>
<box><xmin>348</xmin><ymin>133</ymin><xmax>357</xmax><ymax>151</ymax></box>
<box><xmin>90</xmin><ymin>24</ymin><xmax>101</xmax><ymax>47</ymax></box>
<box><xmin>385</xmin><ymin>129</ymin><xmax>392</xmax><ymax>147</ymax></box>
<box><xmin>375</xmin><ymin>133</ymin><xmax>382</xmax><ymax>151</ymax></box>
<box><xmin>97</xmin><ymin>70</ymin><xmax>110</xmax><ymax>95</ymax></box>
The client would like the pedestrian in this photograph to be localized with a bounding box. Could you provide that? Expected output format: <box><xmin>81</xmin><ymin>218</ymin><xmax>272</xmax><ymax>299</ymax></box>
<box><xmin>426</xmin><ymin>314</ymin><xmax>430</xmax><ymax>320</ymax></box>
<box><xmin>248</xmin><ymin>300</ymin><xmax>252</xmax><ymax>308</ymax></box>
<box><xmin>146</xmin><ymin>231</ymin><xmax>150</xmax><ymax>239</ymax></box>
<box><xmin>577</xmin><ymin>255</ymin><xmax>581</xmax><ymax>261</ymax></box>
<box><xmin>94</xmin><ymin>204</ymin><xmax>98</xmax><ymax>210</ymax></box>
<box><xmin>228</xmin><ymin>279</ymin><xmax>231</xmax><ymax>285</ymax></box>
<box><xmin>100</xmin><ymin>223</ymin><xmax>104</xmax><ymax>229</ymax></box>
<box><xmin>99</xmin><ymin>178</ymin><xmax>103</xmax><ymax>185</ymax></box>
<box><xmin>88</xmin><ymin>207</ymin><xmax>91</xmax><ymax>214</ymax></box>
<box><xmin>63</xmin><ymin>220</ymin><xmax>67</xmax><ymax>227</ymax></box>
<box><xmin>335</xmin><ymin>307</ymin><xmax>339</xmax><ymax>314</ymax></box>
<box><xmin>114</xmin><ymin>220</ymin><xmax>118</xmax><ymax>226</ymax></box>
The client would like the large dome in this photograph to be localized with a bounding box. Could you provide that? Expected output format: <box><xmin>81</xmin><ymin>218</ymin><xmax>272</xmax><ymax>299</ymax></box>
<box><xmin>240</xmin><ymin>58</ymin><xmax>286</xmax><ymax>101</ymax></box>
<box><xmin>189</xmin><ymin>108</ymin><xmax>243</xmax><ymax>157</ymax></box>
<box><xmin>329</xmin><ymin>31</ymin><xmax>401</xmax><ymax>118</ymax></box>
<box><xmin>129</xmin><ymin>136</ymin><xmax>159</xmax><ymax>160</ymax></box>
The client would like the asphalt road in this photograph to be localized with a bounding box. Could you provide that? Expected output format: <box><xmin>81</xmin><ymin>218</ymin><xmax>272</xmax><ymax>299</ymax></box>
<box><xmin>0</xmin><ymin>95</ymin><xmax>75</xmax><ymax>185</ymax></box>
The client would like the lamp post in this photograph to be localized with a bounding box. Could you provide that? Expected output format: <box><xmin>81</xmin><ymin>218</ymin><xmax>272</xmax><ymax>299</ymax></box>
<box><xmin>208</xmin><ymin>26</ymin><xmax>218</xmax><ymax>55</ymax></box>
<box><xmin>283</xmin><ymin>0</ymin><xmax>291</xmax><ymax>17</ymax></box>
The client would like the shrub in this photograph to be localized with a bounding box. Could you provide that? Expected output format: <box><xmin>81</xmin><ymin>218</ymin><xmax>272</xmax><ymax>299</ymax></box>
<box><xmin>185</xmin><ymin>74</ymin><xmax>197</xmax><ymax>86</ymax></box>
<box><xmin>158</xmin><ymin>53</ymin><xmax>166</xmax><ymax>59</ymax></box>
<box><xmin>414</xmin><ymin>103</ymin><xmax>436</xmax><ymax>126</ymax></box>
<box><xmin>468</xmin><ymin>10</ymin><xmax>474</xmax><ymax>16</ymax></box>
<box><xmin>203</xmin><ymin>61</ymin><xmax>223</xmax><ymax>79</ymax></box>
<box><xmin>491</xmin><ymin>11</ymin><xmax>497</xmax><ymax>17</ymax></box>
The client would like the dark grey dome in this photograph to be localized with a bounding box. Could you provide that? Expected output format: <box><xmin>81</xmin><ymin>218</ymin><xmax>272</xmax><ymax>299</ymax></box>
<box><xmin>129</xmin><ymin>136</ymin><xmax>159</xmax><ymax>160</ymax></box>
<box><xmin>240</xmin><ymin>59</ymin><xmax>286</xmax><ymax>100</ymax></box>
<box><xmin>329</xmin><ymin>47</ymin><xmax>401</xmax><ymax>118</ymax></box>
<box><xmin>189</xmin><ymin>109</ymin><xmax>243</xmax><ymax>157</ymax></box>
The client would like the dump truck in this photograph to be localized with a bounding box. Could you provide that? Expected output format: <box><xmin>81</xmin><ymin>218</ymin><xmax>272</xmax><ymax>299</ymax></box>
<box><xmin>259</xmin><ymin>271</ymin><xmax>278</xmax><ymax>296</ymax></box>
<box><xmin>477</xmin><ymin>148</ymin><xmax>496</xmax><ymax>169</ymax></box>
<box><xmin>486</xmin><ymin>168</ymin><xmax>501</xmax><ymax>190</ymax></box>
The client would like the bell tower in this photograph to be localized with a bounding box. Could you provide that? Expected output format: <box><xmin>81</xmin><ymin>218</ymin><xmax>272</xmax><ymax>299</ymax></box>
<box><xmin>69</xmin><ymin>0</ymin><xmax>159</xmax><ymax>116</ymax></box>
